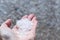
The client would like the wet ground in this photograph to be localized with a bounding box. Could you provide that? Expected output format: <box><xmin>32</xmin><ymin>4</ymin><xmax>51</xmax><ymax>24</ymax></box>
<box><xmin>0</xmin><ymin>0</ymin><xmax>60</xmax><ymax>40</ymax></box>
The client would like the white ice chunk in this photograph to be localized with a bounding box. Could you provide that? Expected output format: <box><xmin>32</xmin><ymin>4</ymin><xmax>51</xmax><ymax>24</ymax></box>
<box><xmin>16</xmin><ymin>18</ymin><xmax>33</xmax><ymax>32</ymax></box>
<box><xmin>16</xmin><ymin>18</ymin><xmax>33</xmax><ymax>37</ymax></box>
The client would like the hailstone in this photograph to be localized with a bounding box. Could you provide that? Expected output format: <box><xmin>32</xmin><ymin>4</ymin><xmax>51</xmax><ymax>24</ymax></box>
<box><xmin>16</xmin><ymin>18</ymin><xmax>33</xmax><ymax>36</ymax></box>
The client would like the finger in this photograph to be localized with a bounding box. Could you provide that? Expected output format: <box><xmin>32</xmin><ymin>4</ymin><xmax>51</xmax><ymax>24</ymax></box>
<box><xmin>32</xmin><ymin>20</ymin><xmax>38</xmax><ymax>32</ymax></box>
<box><xmin>32</xmin><ymin>16</ymin><xmax>37</xmax><ymax>29</ymax></box>
<box><xmin>32</xmin><ymin>16</ymin><xmax>36</xmax><ymax>22</ymax></box>
<box><xmin>1</xmin><ymin>19</ymin><xmax>12</xmax><ymax>27</ymax></box>
<box><xmin>31</xmin><ymin>17</ymin><xmax>38</xmax><ymax>32</ymax></box>
<box><xmin>28</xmin><ymin>14</ymin><xmax>35</xmax><ymax>20</ymax></box>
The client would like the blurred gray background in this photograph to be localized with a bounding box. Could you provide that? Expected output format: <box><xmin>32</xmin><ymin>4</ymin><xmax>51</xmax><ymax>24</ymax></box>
<box><xmin>0</xmin><ymin>0</ymin><xmax>60</xmax><ymax>40</ymax></box>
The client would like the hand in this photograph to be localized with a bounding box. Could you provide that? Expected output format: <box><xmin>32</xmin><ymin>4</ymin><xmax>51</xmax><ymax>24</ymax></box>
<box><xmin>0</xmin><ymin>14</ymin><xmax>38</xmax><ymax>40</ymax></box>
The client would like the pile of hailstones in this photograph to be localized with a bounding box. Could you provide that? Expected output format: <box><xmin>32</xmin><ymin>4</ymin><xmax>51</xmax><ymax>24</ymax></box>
<box><xmin>16</xmin><ymin>18</ymin><xmax>33</xmax><ymax>37</ymax></box>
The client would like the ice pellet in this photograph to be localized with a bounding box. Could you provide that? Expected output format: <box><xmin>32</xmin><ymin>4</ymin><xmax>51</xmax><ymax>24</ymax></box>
<box><xmin>16</xmin><ymin>18</ymin><xmax>33</xmax><ymax>37</ymax></box>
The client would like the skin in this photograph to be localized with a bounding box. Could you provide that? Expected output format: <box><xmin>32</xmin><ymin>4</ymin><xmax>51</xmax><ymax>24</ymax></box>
<box><xmin>0</xmin><ymin>14</ymin><xmax>38</xmax><ymax>40</ymax></box>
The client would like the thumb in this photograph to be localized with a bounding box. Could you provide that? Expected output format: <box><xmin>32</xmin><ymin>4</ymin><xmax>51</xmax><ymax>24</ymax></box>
<box><xmin>1</xmin><ymin>19</ymin><xmax>12</xmax><ymax>28</ymax></box>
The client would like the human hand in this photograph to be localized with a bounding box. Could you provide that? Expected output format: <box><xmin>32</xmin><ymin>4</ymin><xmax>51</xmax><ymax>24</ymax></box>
<box><xmin>0</xmin><ymin>14</ymin><xmax>38</xmax><ymax>40</ymax></box>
